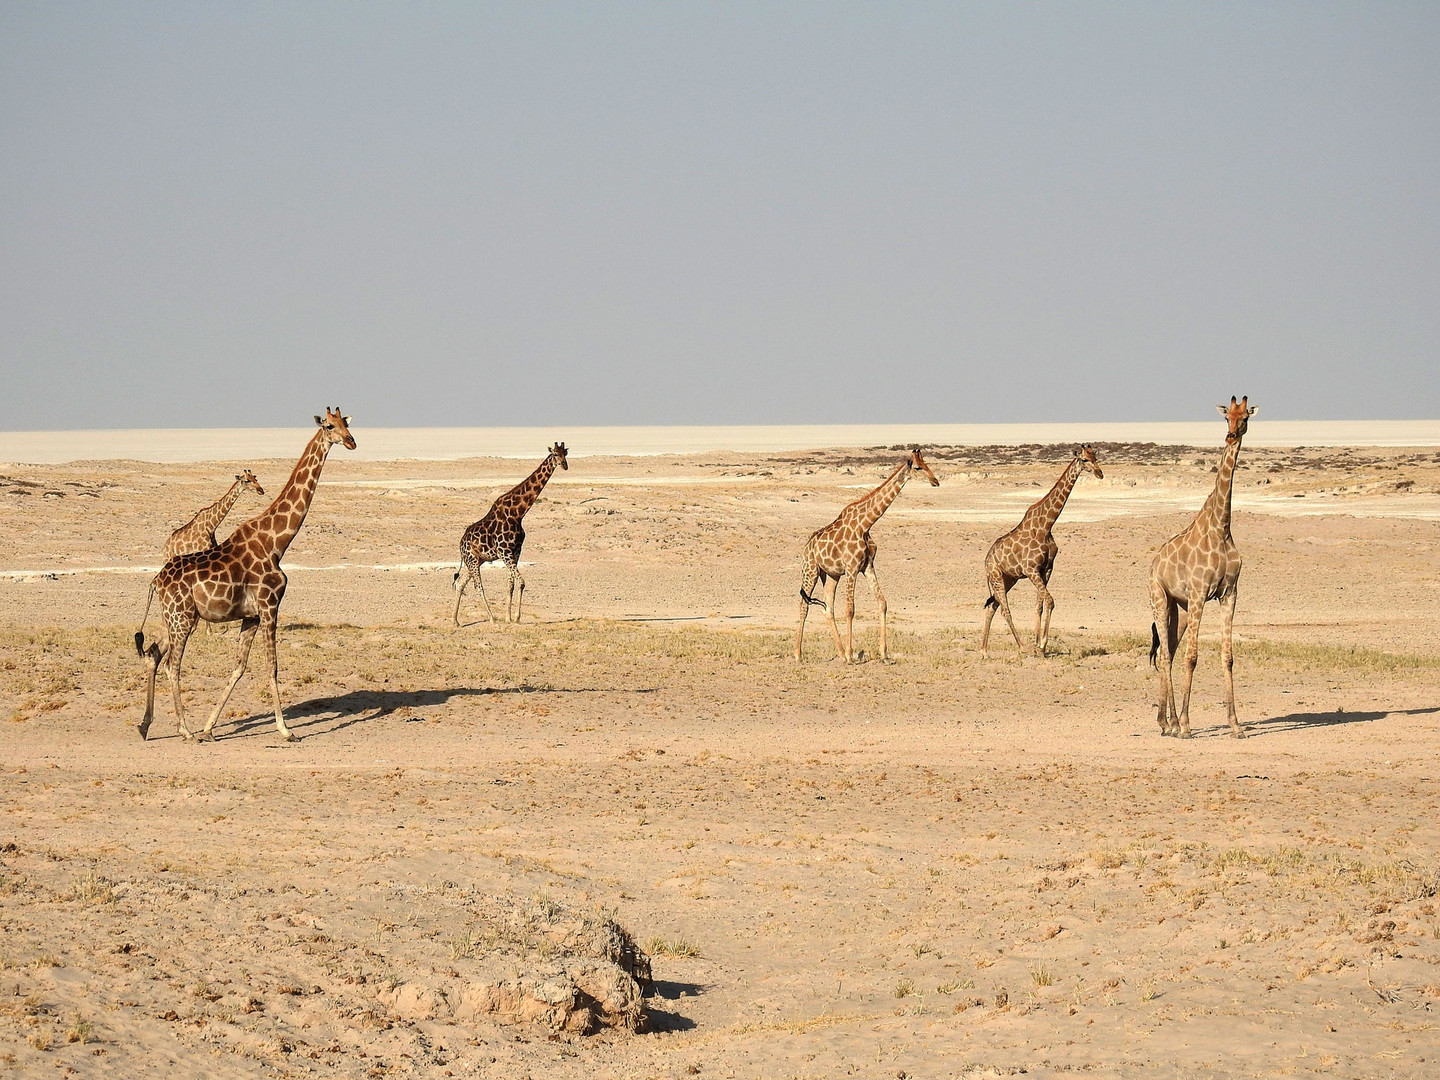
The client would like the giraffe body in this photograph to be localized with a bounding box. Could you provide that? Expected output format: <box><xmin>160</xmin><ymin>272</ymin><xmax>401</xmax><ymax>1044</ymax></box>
<box><xmin>1148</xmin><ymin>396</ymin><xmax>1256</xmax><ymax>738</ymax></box>
<box><xmin>454</xmin><ymin>443</ymin><xmax>568</xmax><ymax>625</ymax></box>
<box><xmin>981</xmin><ymin>446</ymin><xmax>1102</xmax><ymax>656</ymax></box>
<box><xmin>137</xmin><ymin>471</ymin><xmax>267</xmax><ymax>636</ymax></box>
<box><xmin>134</xmin><ymin>410</ymin><xmax>357</xmax><ymax>742</ymax></box>
<box><xmin>795</xmin><ymin>449</ymin><xmax>939</xmax><ymax>663</ymax></box>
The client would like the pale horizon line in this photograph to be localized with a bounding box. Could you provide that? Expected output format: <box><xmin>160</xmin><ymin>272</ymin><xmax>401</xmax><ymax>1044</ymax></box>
<box><xmin>3</xmin><ymin>420</ymin><xmax>1439</xmax><ymax>465</ymax></box>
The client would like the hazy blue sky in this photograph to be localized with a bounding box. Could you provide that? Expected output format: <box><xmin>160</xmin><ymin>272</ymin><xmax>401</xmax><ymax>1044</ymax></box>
<box><xmin>3</xmin><ymin>3</ymin><xmax>1437</xmax><ymax>429</ymax></box>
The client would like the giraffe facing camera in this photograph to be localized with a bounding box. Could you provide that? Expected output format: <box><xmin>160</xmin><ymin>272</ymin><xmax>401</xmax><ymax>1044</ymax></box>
<box><xmin>1149</xmin><ymin>395</ymin><xmax>1256</xmax><ymax>738</ymax></box>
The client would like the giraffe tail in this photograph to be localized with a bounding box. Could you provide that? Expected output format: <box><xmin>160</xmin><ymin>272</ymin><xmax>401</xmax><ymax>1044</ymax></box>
<box><xmin>134</xmin><ymin>580</ymin><xmax>156</xmax><ymax>657</ymax></box>
<box><xmin>799</xmin><ymin>588</ymin><xmax>827</xmax><ymax>610</ymax></box>
<box><xmin>984</xmin><ymin>595</ymin><xmax>998</xmax><ymax>611</ymax></box>
<box><xmin>1149</xmin><ymin>623</ymin><xmax>1160</xmax><ymax>667</ymax></box>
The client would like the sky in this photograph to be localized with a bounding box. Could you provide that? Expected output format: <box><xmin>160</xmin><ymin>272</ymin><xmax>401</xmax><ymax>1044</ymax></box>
<box><xmin>2</xmin><ymin>2</ymin><xmax>1438</xmax><ymax>430</ymax></box>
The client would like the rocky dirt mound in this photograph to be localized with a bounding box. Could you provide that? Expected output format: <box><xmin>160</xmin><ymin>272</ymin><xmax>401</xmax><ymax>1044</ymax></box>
<box><xmin>381</xmin><ymin>893</ymin><xmax>653</xmax><ymax>1034</ymax></box>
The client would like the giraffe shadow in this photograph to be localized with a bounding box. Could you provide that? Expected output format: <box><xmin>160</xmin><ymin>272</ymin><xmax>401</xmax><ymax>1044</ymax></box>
<box><xmin>1187</xmin><ymin>705</ymin><xmax>1440</xmax><ymax>738</ymax></box>
<box><xmin>220</xmin><ymin>683</ymin><xmax>658</xmax><ymax>741</ymax></box>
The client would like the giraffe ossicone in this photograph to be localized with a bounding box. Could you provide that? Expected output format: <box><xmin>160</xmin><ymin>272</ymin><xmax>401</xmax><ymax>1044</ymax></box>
<box><xmin>981</xmin><ymin>444</ymin><xmax>1102</xmax><ymax>657</ymax></box>
<box><xmin>454</xmin><ymin>442</ymin><xmax>569</xmax><ymax>626</ymax></box>
<box><xmin>795</xmin><ymin>447</ymin><xmax>939</xmax><ymax>664</ymax></box>
<box><xmin>1148</xmin><ymin>395</ymin><xmax>1256</xmax><ymax>739</ymax></box>
<box><xmin>134</xmin><ymin>408</ymin><xmax>357</xmax><ymax>743</ymax></box>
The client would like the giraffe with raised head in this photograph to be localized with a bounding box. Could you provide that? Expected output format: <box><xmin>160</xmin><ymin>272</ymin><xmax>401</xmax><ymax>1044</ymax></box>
<box><xmin>453</xmin><ymin>442</ymin><xmax>568</xmax><ymax>625</ymax></box>
<box><xmin>1149</xmin><ymin>396</ymin><xmax>1256</xmax><ymax>738</ymax></box>
<box><xmin>981</xmin><ymin>445</ymin><xmax>1103</xmax><ymax>657</ymax></box>
<box><xmin>134</xmin><ymin>409</ymin><xmax>357</xmax><ymax>742</ymax></box>
<box><xmin>795</xmin><ymin>448</ymin><xmax>939</xmax><ymax>663</ymax></box>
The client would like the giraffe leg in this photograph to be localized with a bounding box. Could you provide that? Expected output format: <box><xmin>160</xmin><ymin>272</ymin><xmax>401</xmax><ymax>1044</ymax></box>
<box><xmin>197</xmin><ymin>618</ymin><xmax>260</xmax><ymax>741</ymax></box>
<box><xmin>864</xmin><ymin>565</ymin><xmax>889</xmax><ymax>662</ymax></box>
<box><xmin>1221</xmin><ymin>588</ymin><xmax>1247</xmax><ymax>738</ymax></box>
<box><xmin>507</xmin><ymin>562</ymin><xmax>525</xmax><ymax>623</ymax></box>
<box><xmin>260</xmin><ymin>617</ymin><xmax>295</xmax><ymax>741</ymax></box>
<box><xmin>842</xmin><ymin>574</ymin><xmax>858</xmax><ymax>663</ymax></box>
<box><xmin>138</xmin><ymin>635</ymin><xmax>166</xmax><ymax>740</ymax></box>
<box><xmin>822</xmin><ymin>575</ymin><xmax>845</xmax><ymax>662</ymax></box>
<box><xmin>1038</xmin><ymin>557</ymin><xmax>1057</xmax><ymax>656</ymax></box>
<box><xmin>992</xmin><ymin>576</ymin><xmax>1025</xmax><ymax>655</ymax></box>
<box><xmin>474</xmin><ymin>566</ymin><xmax>498</xmax><ymax>622</ymax></box>
<box><xmin>1176</xmin><ymin>598</ymin><xmax>1205</xmax><ymax>738</ymax></box>
<box><xmin>795</xmin><ymin>569</ymin><xmax>822</xmax><ymax>662</ymax></box>
<box><xmin>1027</xmin><ymin>573</ymin><xmax>1054</xmax><ymax>657</ymax></box>
<box><xmin>166</xmin><ymin>615</ymin><xmax>198</xmax><ymax>740</ymax></box>
<box><xmin>1150</xmin><ymin>581</ymin><xmax>1175</xmax><ymax>736</ymax></box>
<box><xmin>453</xmin><ymin>568</ymin><xmax>470</xmax><ymax>626</ymax></box>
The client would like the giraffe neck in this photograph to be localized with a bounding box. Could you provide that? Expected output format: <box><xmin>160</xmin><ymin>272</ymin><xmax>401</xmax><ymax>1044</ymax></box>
<box><xmin>191</xmin><ymin>479</ymin><xmax>245</xmax><ymax>536</ymax></box>
<box><xmin>505</xmin><ymin>453</ymin><xmax>560</xmax><ymax>515</ymax></box>
<box><xmin>1031</xmin><ymin>456</ymin><xmax>1084</xmax><ymax>531</ymax></box>
<box><xmin>851</xmin><ymin>460</ymin><xmax>912</xmax><ymax>531</ymax></box>
<box><xmin>232</xmin><ymin>429</ymin><xmax>333</xmax><ymax>561</ymax></box>
<box><xmin>1196</xmin><ymin>435</ymin><xmax>1242</xmax><ymax>539</ymax></box>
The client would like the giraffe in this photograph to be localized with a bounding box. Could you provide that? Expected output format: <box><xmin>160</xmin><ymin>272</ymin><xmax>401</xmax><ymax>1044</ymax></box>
<box><xmin>1149</xmin><ymin>396</ymin><xmax>1256</xmax><ymax>739</ymax></box>
<box><xmin>453</xmin><ymin>442</ymin><xmax>568</xmax><ymax>625</ymax></box>
<box><xmin>133</xmin><ymin>409</ymin><xmax>357</xmax><ymax>742</ymax></box>
<box><xmin>981</xmin><ymin>445</ymin><xmax>1103</xmax><ymax>657</ymax></box>
<box><xmin>137</xmin><ymin>470</ymin><xmax>267</xmax><ymax>636</ymax></box>
<box><xmin>794</xmin><ymin>448</ymin><xmax>939</xmax><ymax>663</ymax></box>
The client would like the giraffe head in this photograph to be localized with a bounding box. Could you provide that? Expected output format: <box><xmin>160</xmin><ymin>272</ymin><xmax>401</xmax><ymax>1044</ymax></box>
<box><xmin>909</xmin><ymin>447</ymin><xmax>940</xmax><ymax>486</ymax></box>
<box><xmin>550</xmin><ymin>442</ymin><xmax>569</xmax><ymax>471</ymax></box>
<box><xmin>236</xmin><ymin>469</ymin><xmax>265</xmax><ymax>497</ymax></box>
<box><xmin>1076</xmin><ymin>444</ymin><xmax>1103</xmax><ymax>480</ymax></box>
<box><xmin>1215</xmin><ymin>396</ymin><xmax>1257</xmax><ymax>443</ymax></box>
<box><xmin>314</xmin><ymin>408</ymin><xmax>358</xmax><ymax>450</ymax></box>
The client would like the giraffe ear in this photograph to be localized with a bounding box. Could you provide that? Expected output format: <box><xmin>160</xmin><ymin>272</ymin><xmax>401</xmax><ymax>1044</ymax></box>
<box><xmin>343</xmin><ymin>416</ymin><xmax>352</xmax><ymax>426</ymax></box>
<box><xmin>1246</xmin><ymin>405</ymin><xmax>1258</xmax><ymax>418</ymax></box>
<box><xmin>314</xmin><ymin>415</ymin><xmax>324</xmax><ymax>426</ymax></box>
<box><xmin>1215</xmin><ymin>404</ymin><xmax>1229</xmax><ymax>417</ymax></box>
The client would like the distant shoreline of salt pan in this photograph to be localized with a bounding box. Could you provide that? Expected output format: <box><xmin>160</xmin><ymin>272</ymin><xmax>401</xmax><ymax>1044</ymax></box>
<box><xmin>2</xmin><ymin>421</ymin><xmax>1438</xmax><ymax>465</ymax></box>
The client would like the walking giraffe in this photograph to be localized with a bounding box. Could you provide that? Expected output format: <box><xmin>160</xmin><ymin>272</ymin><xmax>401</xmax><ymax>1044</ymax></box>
<box><xmin>1149</xmin><ymin>396</ymin><xmax>1256</xmax><ymax>738</ymax></box>
<box><xmin>453</xmin><ymin>442</ymin><xmax>568</xmax><ymax>625</ymax></box>
<box><xmin>134</xmin><ymin>409</ymin><xmax>357</xmax><ymax>741</ymax></box>
<box><xmin>137</xmin><ymin>470</ymin><xmax>267</xmax><ymax>634</ymax></box>
<box><xmin>981</xmin><ymin>445</ymin><xmax>1103</xmax><ymax>656</ymax></box>
<box><xmin>795</xmin><ymin>448</ymin><xmax>939</xmax><ymax>663</ymax></box>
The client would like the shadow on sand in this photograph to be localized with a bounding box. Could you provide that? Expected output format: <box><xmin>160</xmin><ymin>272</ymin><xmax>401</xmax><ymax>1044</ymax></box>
<box><xmin>220</xmin><ymin>683</ymin><xmax>659</xmax><ymax>741</ymax></box>
<box><xmin>1185</xmin><ymin>704</ymin><xmax>1440</xmax><ymax>738</ymax></box>
<box><xmin>642</xmin><ymin>980</ymin><xmax>704</xmax><ymax>1032</ymax></box>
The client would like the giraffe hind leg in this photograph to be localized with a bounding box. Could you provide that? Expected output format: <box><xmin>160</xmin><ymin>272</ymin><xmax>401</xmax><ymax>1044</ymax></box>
<box><xmin>795</xmin><ymin>568</ymin><xmax>823</xmax><ymax>662</ymax></box>
<box><xmin>474</xmin><ymin>565</ymin><xmax>497</xmax><ymax>622</ymax></box>
<box><xmin>197</xmin><ymin>618</ymin><xmax>260</xmax><ymax>741</ymax></box>
<box><xmin>991</xmin><ymin>575</ymin><xmax>1025</xmax><ymax>655</ymax></box>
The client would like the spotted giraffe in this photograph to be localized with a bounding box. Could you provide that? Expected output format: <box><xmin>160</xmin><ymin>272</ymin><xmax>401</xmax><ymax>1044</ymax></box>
<box><xmin>795</xmin><ymin>448</ymin><xmax>939</xmax><ymax>663</ymax></box>
<box><xmin>981</xmin><ymin>445</ymin><xmax>1103</xmax><ymax>657</ymax></box>
<box><xmin>453</xmin><ymin>442</ymin><xmax>568</xmax><ymax>625</ymax></box>
<box><xmin>134</xmin><ymin>409</ymin><xmax>357</xmax><ymax>742</ymax></box>
<box><xmin>137</xmin><ymin>470</ymin><xmax>267</xmax><ymax>635</ymax></box>
<box><xmin>1149</xmin><ymin>396</ymin><xmax>1256</xmax><ymax>738</ymax></box>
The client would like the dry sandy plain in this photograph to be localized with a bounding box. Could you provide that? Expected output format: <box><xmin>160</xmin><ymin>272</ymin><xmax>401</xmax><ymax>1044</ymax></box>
<box><xmin>3</xmin><ymin>431</ymin><xmax>1440</xmax><ymax>1079</ymax></box>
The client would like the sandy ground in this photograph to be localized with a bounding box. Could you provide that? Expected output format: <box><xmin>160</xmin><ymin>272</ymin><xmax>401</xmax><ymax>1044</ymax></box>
<box><xmin>3</xmin><ymin>435</ymin><xmax>1440</xmax><ymax>1078</ymax></box>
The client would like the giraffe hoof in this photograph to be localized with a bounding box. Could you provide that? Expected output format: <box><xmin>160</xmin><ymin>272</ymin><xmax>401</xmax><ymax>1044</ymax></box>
<box><xmin>136</xmin><ymin>722</ymin><xmax>150</xmax><ymax>741</ymax></box>
<box><xmin>194</xmin><ymin>730</ymin><xmax>215</xmax><ymax>743</ymax></box>
<box><xmin>282</xmin><ymin>733</ymin><xmax>298</xmax><ymax>743</ymax></box>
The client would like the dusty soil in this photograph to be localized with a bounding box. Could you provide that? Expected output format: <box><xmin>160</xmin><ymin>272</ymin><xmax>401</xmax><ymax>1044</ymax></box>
<box><xmin>2</xmin><ymin>438</ymin><xmax>1440</xmax><ymax>1078</ymax></box>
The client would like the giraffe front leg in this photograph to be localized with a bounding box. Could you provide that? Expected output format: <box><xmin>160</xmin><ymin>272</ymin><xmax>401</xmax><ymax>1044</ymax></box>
<box><xmin>865</xmin><ymin>566</ymin><xmax>889</xmax><ymax>662</ymax></box>
<box><xmin>198</xmin><ymin>618</ymin><xmax>259</xmax><ymax>741</ymax></box>
<box><xmin>1176</xmin><ymin>599</ymin><xmax>1205</xmax><ymax>738</ymax></box>
<box><xmin>1221</xmin><ymin>588</ymin><xmax>1247</xmax><ymax>738</ymax></box>
<box><xmin>260</xmin><ymin>618</ymin><xmax>295</xmax><ymax>742</ymax></box>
